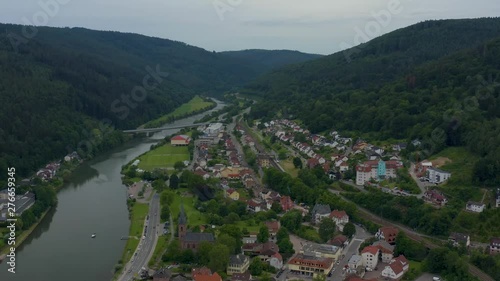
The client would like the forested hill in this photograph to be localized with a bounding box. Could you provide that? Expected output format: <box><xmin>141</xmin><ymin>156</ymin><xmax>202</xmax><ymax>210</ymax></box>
<box><xmin>244</xmin><ymin>18</ymin><xmax>500</xmax><ymax>105</ymax></box>
<box><xmin>244</xmin><ymin>18</ymin><xmax>500</xmax><ymax>186</ymax></box>
<box><xmin>0</xmin><ymin>24</ymin><xmax>318</xmax><ymax>180</ymax></box>
<box><xmin>220</xmin><ymin>49</ymin><xmax>323</xmax><ymax>73</ymax></box>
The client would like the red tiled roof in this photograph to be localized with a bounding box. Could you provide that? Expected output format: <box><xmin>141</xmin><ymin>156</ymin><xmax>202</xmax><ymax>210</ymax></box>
<box><xmin>288</xmin><ymin>254</ymin><xmax>333</xmax><ymax>269</ymax></box>
<box><xmin>172</xmin><ymin>135</ymin><xmax>189</xmax><ymax>141</ymax></box>
<box><xmin>361</xmin><ymin>246</ymin><xmax>379</xmax><ymax>255</ymax></box>
<box><xmin>330</xmin><ymin>210</ymin><xmax>348</xmax><ymax>219</ymax></box>
<box><xmin>192</xmin><ymin>267</ymin><xmax>222</xmax><ymax>281</ymax></box>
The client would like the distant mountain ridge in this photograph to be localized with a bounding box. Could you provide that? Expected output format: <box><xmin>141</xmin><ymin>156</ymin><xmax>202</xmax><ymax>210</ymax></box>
<box><xmin>0</xmin><ymin>23</ymin><xmax>320</xmax><ymax>180</ymax></box>
<box><xmin>220</xmin><ymin>49</ymin><xmax>323</xmax><ymax>73</ymax></box>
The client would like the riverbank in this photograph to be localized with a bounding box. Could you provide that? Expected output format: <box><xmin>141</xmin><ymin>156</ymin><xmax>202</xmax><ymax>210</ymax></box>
<box><xmin>0</xmin><ymin>207</ymin><xmax>51</xmax><ymax>261</ymax></box>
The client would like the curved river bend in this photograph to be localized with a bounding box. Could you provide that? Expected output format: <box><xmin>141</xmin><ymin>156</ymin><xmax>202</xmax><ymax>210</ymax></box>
<box><xmin>0</xmin><ymin>101</ymin><xmax>225</xmax><ymax>281</ymax></box>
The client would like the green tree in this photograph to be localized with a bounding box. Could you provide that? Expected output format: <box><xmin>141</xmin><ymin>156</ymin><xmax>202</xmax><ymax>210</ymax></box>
<box><xmin>160</xmin><ymin>205</ymin><xmax>171</xmax><ymax>222</ymax></box>
<box><xmin>250</xmin><ymin>256</ymin><xmax>263</xmax><ymax>275</ymax></box>
<box><xmin>342</xmin><ymin>222</ymin><xmax>356</xmax><ymax>238</ymax></box>
<box><xmin>318</xmin><ymin>218</ymin><xmax>336</xmax><ymax>242</ymax></box>
<box><xmin>208</xmin><ymin>244</ymin><xmax>230</xmax><ymax>273</ymax></box>
<box><xmin>313</xmin><ymin>274</ymin><xmax>326</xmax><ymax>281</ymax></box>
<box><xmin>257</xmin><ymin>225</ymin><xmax>270</xmax><ymax>243</ymax></box>
<box><xmin>196</xmin><ymin>241</ymin><xmax>213</xmax><ymax>265</ymax></box>
<box><xmin>293</xmin><ymin>157</ymin><xmax>303</xmax><ymax>169</ymax></box>
<box><xmin>218</xmin><ymin>234</ymin><xmax>237</xmax><ymax>254</ymax></box>
<box><xmin>174</xmin><ymin>161</ymin><xmax>185</xmax><ymax>171</ymax></box>
<box><xmin>169</xmin><ymin>174</ymin><xmax>179</xmax><ymax>189</ymax></box>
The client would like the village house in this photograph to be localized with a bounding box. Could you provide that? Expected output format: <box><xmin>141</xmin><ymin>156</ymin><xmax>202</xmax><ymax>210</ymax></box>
<box><xmin>171</xmin><ymin>135</ymin><xmax>191</xmax><ymax>146</ymax></box>
<box><xmin>489</xmin><ymin>238</ymin><xmax>500</xmax><ymax>255</ymax></box>
<box><xmin>329</xmin><ymin>210</ymin><xmax>349</xmax><ymax>231</ymax></box>
<box><xmin>311</xmin><ymin>204</ymin><xmax>331</xmax><ymax>224</ymax></box>
<box><xmin>227</xmin><ymin>254</ymin><xmax>250</xmax><ymax>276</ymax></box>
<box><xmin>496</xmin><ymin>188</ymin><xmax>500</xmax><ymax>208</ymax></box>
<box><xmin>192</xmin><ymin>268</ymin><xmax>222</xmax><ymax>281</ymax></box>
<box><xmin>361</xmin><ymin>245</ymin><xmax>380</xmax><ymax>270</ymax></box>
<box><xmin>466</xmin><ymin>201</ymin><xmax>485</xmax><ymax>213</ymax></box>
<box><xmin>426</xmin><ymin>167</ymin><xmax>451</xmax><ymax>184</ymax></box>
<box><xmin>257</xmin><ymin>154</ymin><xmax>272</xmax><ymax>168</ymax></box>
<box><xmin>347</xmin><ymin>255</ymin><xmax>363</xmax><ymax>274</ymax></box>
<box><xmin>230</xmin><ymin>272</ymin><xmax>251</xmax><ymax>281</ymax></box>
<box><xmin>373</xmin><ymin>241</ymin><xmax>395</xmax><ymax>263</ymax></box>
<box><xmin>328</xmin><ymin>235</ymin><xmax>349</xmax><ymax>248</ymax></box>
<box><xmin>381</xmin><ymin>255</ymin><xmax>409</xmax><ymax>280</ymax></box>
<box><xmin>287</xmin><ymin>254</ymin><xmax>334</xmax><ymax>278</ymax></box>
<box><xmin>247</xmin><ymin>198</ymin><xmax>267</xmax><ymax>213</ymax></box>
<box><xmin>376</xmin><ymin>226</ymin><xmax>399</xmax><ymax>245</ymax></box>
<box><xmin>448</xmin><ymin>232</ymin><xmax>470</xmax><ymax>247</ymax></box>
<box><xmin>152</xmin><ymin>268</ymin><xmax>172</xmax><ymax>281</ymax></box>
<box><xmin>242</xmin><ymin>241</ymin><xmax>281</xmax><ymax>268</ymax></box>
<box><xmin>178</xmin><ymin>205</ymin><xmax>215</xmax><ymax>251</ymax></box>
<box><xmin>424</xmin><ymin>189</ymin><xmax>448</xmax><ymax>206</ymax></box>
<box><xmin>280</xmin><ymin>195</ymin><xmax>294</xmax><ymax>212</ymax></box>
<box><xmin>226</xmin><ymin>189</ymin><xmax>240</xmax><ymax>200</ymax></box>
<box><xmin>265</xmin><ymin>221</ymin><xmax>280</xmax><ymax>243</ymax></box>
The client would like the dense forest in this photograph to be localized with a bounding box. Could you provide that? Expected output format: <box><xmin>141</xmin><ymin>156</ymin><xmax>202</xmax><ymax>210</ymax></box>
<box><xmin>244</xmin><ymin>18</ymin><xmax>500</xmax><ymax>186</ymax></box>
<box><xmin>220</xmin><ymin>49</ymin><xmax>322</xmax><ymax>73</ymax></box>
<box><xmin>0</xmin><ymin>24</ymin><xmax>319</xmax><ymax>182</ymax></box>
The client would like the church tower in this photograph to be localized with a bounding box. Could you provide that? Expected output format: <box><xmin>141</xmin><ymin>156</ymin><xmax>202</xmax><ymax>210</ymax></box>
<box><xmin>178</xmin><ymin>203</ymin><xmax>187</xmax><ymax>239</ymax></box>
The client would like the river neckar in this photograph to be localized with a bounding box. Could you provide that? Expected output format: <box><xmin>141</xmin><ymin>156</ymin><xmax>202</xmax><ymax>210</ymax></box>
<box><xmin>0</xmin><ymin>100</ymin><xmax>225</xmax><ymax>281</ymax></box>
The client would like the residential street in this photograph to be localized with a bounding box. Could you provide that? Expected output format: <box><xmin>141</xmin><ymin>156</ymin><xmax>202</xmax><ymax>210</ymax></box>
<box><xmin>118</xmin><ymin>193</ymin><xmax>160</xmax><ymax>281</ymax></box>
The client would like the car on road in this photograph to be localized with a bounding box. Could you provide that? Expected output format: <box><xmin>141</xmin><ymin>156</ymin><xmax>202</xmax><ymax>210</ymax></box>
<box><xmin>433</xmin><ymin>278</ymin><xmax>441</xmax><ymax>281</ymax></box>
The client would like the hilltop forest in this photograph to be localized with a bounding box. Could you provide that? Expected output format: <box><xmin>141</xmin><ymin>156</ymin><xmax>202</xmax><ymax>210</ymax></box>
<box><xmin>244</xmin><ymin>18</ymin><xmax>500</xmax><ymax>186</ymax></box>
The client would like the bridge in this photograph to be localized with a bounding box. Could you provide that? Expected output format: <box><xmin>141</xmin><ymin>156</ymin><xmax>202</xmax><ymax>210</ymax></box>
<box><xmin>123</xmin><ymin>123</ymin><xmax>211</xmax><ymax>134</ymax></box>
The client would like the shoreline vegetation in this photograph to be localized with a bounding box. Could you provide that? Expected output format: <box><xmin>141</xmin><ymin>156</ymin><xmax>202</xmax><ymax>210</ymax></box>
<box><xmin>0</xmin><ymin>208</ymin><xmax>51</xmax><ymax>261</ymax></box>
<box><xmin>142</xmin><ymin>96</ymin><xmax>216</xmax><ymax>129</ymax></box>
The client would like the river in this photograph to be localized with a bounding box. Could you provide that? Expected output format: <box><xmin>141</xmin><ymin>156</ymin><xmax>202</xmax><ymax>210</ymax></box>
<box><xmin>0</xmin><ymin>100</ymin><xmax>226</xmax><ymax>281</ymax></box>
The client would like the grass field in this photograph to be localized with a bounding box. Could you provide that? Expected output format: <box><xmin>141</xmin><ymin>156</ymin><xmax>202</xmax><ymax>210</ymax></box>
<box><xmin>235</xmin><ymin>220</ymin><xmax>263</xmax><ymax>233</ymax></box>
<box><xmin>137</xmin><ymin>144</ymin><xmax>189</xmax><ymax>171</ymax></box>
<box><xmin>430</xmin><ymin>147</ymin><xmax>479</xmax><ymax>187</ymax></box>
<box><xmin>121</xmin><ymin>203</ymin><xmax>149</xmax><ymax>263</ymax></box>
<box><xmin>170</xmin><ymin>189</ymin><xmax>207</xmax><ymax>227</ymax></box>
<box><xmin>144</xmin><ymin>96</ymin><xmax>214</xmax><ymax>128</ymax></box>
<box><xmin>282</xmin><ymin>158</ymin><xmax>299</xmax><ymax>177</ymax></box>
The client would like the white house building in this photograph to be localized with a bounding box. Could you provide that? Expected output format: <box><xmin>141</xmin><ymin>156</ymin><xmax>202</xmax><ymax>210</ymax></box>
<box><xmin>381</xmin><ymin>255</ymin><xmax>409</xmax><ymax>280</ymax></box>
<box><xmin>466</xmin><ymin>201</ymin><xmax>486</xmax><ymax>213</ymax></box>
<box><xmin>361</xmin><ymin>246</ymin><xmax>379</xmax><ymax>269</ymax></box>
<box><xmin>426</xmin><ymin>167</ymin><xmax>451</xmax><ymax>184</ymax></box>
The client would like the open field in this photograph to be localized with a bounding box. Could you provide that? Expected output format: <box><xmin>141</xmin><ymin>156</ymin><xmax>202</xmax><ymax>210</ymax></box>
<box><xmin>144</xmin><ymin>96</ymin><xmax>214</xmax><ymax>128</ymax></box>
<box><xmin>137</xmin><ymin>144</ymin><xmax>189</xmax><ymax>171</ymax></box>
<box><xmin>170</xmin><ymin>189</ymin><xmax>207</xmax><ymax>227</ymax></box>
<box><xmin>282</xmin><ymin>158</ymin><xmax>299</xmax><ymax>177</ymax></box>
<box><xmin>430</xmin><ymin>147</ymin><xmax>478</xmax><ymax>186</ymax></box>
<box><xmin>121</xmin><ymin>203</ymin><xmax>149</xmax><ymax>263</ymax></box>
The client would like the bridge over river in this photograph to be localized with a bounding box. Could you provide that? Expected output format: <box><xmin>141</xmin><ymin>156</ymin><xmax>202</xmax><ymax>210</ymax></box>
<box><xmin>123</xmin><ymin>122</ymin><xmax>211</xmax><ymax>134</ymax></box>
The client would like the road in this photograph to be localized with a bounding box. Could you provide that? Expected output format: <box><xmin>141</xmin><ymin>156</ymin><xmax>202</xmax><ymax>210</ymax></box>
<box><xmin>329</xmin><ymin>225</ymin><xmax>371</xmax><ymax>281</ymax></box>
<box><xmin>118</xmin><ymin>193</ymin><xmax>161</xmax><ymax>281</ymax></box>
<box><xmin>409</xmin><ymin>163</ymin><xmax>433</xmax><ymax>197</ymax></box>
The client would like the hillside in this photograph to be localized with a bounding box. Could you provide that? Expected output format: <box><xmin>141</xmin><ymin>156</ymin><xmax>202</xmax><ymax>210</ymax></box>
<box><xmin>0</xmin><ymin>24</ymin><xmax>319</xmax><ymax>181</ymax></box>
<box><xmin>244</xmin><ymin>18</ymin><xmax>500</xmax><ymax>185</ymax></box>
<box><xmin>220</xmin><ymin>49</ymin><xmax>323</xmax><ymax>73</ymax></box>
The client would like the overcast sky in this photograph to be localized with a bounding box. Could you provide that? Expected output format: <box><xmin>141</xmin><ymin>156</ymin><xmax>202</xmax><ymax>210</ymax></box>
<box><xmin>2</xmin><ymin>0</ymin><xmax>500</xmax><ymax>55</ymax></box>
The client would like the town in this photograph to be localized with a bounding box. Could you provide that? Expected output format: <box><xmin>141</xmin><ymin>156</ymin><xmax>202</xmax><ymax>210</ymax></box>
<box><xmin>118</xmin><ymin>110</ymin><xmax>500</xmax><ymax>281</ymax></box>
